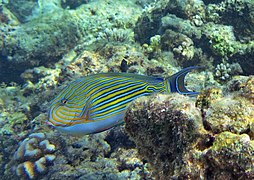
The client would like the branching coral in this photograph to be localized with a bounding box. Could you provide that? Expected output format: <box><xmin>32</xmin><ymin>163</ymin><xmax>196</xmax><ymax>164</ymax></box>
<box><xmin>214</xmin><ymin>62</ymin><xmax>243</xmax><ymax>82</ymax></box>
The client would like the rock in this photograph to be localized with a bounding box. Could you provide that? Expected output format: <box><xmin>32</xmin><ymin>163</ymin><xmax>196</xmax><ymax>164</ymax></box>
<box><xmin>125</xmin><ymin>94</ymin><xmax>206</xmax><ymax>179</ymax></box>
<box><xmin>205</xmin><ymin>132</ymin><xmax>254</xmax><ymax>179</ymax></box>
<box><xmin>125</xmin><ymin>93</ymin><xmax>254</xmax><ymax>179</ymax></box>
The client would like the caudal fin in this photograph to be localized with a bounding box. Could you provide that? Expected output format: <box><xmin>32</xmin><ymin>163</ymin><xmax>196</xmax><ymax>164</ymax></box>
<box><xmin>166</xmin><ymin>66</ymin><xmax>204</xmax><ymax>95</ymax></box>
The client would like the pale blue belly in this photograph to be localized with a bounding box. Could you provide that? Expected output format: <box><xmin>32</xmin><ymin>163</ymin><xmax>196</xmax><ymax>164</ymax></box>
<box><xmin>55</xmin><ymin>113</ymin><xmax>125</xmax><ymax>135</ymax></box>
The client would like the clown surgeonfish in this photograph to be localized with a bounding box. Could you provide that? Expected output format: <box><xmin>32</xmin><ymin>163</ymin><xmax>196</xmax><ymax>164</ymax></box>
<box><xmin>47</xmin><ymin>66</ymin><xmax>202</xmax><ymax>135</ymax></box>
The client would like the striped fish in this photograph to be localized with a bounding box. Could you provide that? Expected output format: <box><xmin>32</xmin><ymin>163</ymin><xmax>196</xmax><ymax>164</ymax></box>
<box><xmin>47</xmin><ymin>66</ymin><xmax>202</xmax><ymax>135</ymax></box>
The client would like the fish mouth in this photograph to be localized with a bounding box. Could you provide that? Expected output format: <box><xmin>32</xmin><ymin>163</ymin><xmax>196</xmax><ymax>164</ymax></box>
<box><xmin>45</xmin><ymin>121</ymin><xmax>54</xmax><ymax>127</ymax></box>
<box><xmin>47</xmin><ymin>109</ymin><xmax>55</xmax><ymax>127</ymax></box>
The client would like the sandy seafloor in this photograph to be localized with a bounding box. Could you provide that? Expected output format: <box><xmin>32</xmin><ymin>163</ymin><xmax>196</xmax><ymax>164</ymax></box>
<box><xmin>0</xmin><ymin>0</ymin><xmax>254</xmax><ymax>179</ymax></box>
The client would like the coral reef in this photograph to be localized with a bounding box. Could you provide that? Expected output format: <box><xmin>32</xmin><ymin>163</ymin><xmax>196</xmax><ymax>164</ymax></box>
<box><xmin>125</xmin><ymin>94</ymin><xmax>206</xmax><ymax>179</ymax></box>
<box><xmin>205</xmin><ymin>132</ymin><xmax>254</xmax><ymax>179</ymax></box>
<box><xmin>13</xmin><ymin>132</ymin><xmax>56</xmax><ymax>179</ymax></box>
<box><xmin>5</xmin><ymin>0</ymin><xmax>62</xmax><ymax>23</ymax></box>
<box><xmin>206</xmin><ymin>0</ymin><xmax>254</xmax><ymax>40</ymax></box>
<box><xmin>203</xmin><ymin>23</ymin><xmax>237</xmax><ymax>57</ymax></box>
<box><xmin>197</xmin><ymin>78</ymin><xmax>254</xmax><ymax>136</ymax></box>
<box><xmin>204</xmin><ymin>96</ymin><xmax>254</xmax><ymax>134</ymax></box>
<box><xmin>134</xmin><ymin>0</ymin><xmax>254</xmax><ymax>73</ymax></box>
<box><xmin>2</xmin><ymin>124</ymin><xmax>151</xmax><ymax>180</ymax></box>
<box><xmin>34</xmin><ymin>131</ymin><xmax>152</xmax><ymax>180</ymax></box>
<box><xmin>0</xmin><ymin>0</ymin><xmax>254</xmax><ymax>179</ymax></box>
<box><xmin>142</xmin><ymin>35</ymin><xmax>162</xmax><ymax>58</ymax></box>
<box><xmin>125</xmin><ymin>93</ymin><xmax>254</xmax><ymax>179</ymax></box>
<box><xmin>0</xmin><ymin>0</ymin><xmax>142</xmax><ymax>82</ymax></box>
<box><xmin>19</xmin><ymin>42</ymin><xmax>180</xmax><ymax>97</ymax></box>
<box><xmin>240</xmin><ymin>76</ymin><xmax>254</xmax><ymax>104</ymax></box>
<box><xmin>97</xmin><ymin>28</ymin><xmax>134</xmax><ymax>43</ymax></box>
<box><xmin>196</xmin><ymin>88</ymin><xmax>223</xmax><ymax>110</ymax></box>
<box><xmin>61</xmin><ymin>0</ymin><xmax>90</xmax><ymax>10</ymax></box>
<box><xmin>161</xmin><ymin>29</ymin><xmax>195</xmax><ymax>63</ymax></box>
<box><xmin>2</xmin><ymin>9</ymin><xmax>86</xmax><ymax>70</ymax></box>
<box><xmin>0</xmin><ymin>83</ymin><xmax>34</xmax><ymax>136</ymax></box>
<box><xmin>214</xmin><ymin>62</ymin><xmax>242</xmax><ymax>82</ymax></box>
<box><xmin>21</xmin><ymin>66</ymin><xmax>62</xmax><ymax>93</ymax></box>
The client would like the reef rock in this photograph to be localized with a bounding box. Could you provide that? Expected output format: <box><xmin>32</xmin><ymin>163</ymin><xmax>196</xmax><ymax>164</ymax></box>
<box><xmin>125</xmin><ymin>93</ymin><xmax>254</xmax><ymax>179</ymax></box>
<box><xmin>125</xmin><ymin>94</ymin><xmax>207</xmax><ymax>179</ymax></box>
<box><xmin>241</xmin><ymin>76</ymin><xmax>254</xmax><ymax>104</ymax></box>
<box><xmin>205</xmin><ymin>132</ymin><xmax>254</xmax><ymax>179</ymax></box>
<box><xmin>134</xmin><ymin>0</ymin><xmax>254</xmax><ymax>74</ymax></box>
<box><xmin>1</xmin><ymin>0</ymin><xmax>142</xmax><ymax>82</ymax></box>
<box><xmin>203</xmin><ymin>95</ymin><xmax>254</xmax><ymax>134</ymax></box>
<box><xmin>1</xmin><ymin>9</ymin><xmax>86</xmax><ymax>71</ymax></box>
<box><xmin>42</xmin><ymin>131</ymin><xmax>152</xmax><ymax>180</ymax></box>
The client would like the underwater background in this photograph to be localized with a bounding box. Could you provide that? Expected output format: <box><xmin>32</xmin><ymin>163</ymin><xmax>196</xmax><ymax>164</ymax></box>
<box><xmin>0</xmin><ymin>0</ymin><xmax>253</xmax><ymax>179</ymax></box>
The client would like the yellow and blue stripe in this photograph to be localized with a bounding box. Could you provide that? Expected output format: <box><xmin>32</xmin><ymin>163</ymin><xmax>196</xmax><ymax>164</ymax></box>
<box><xmin>47</xmin><ymin>66</ymin><xmax>202</xmax><ymax>135</ymax></box>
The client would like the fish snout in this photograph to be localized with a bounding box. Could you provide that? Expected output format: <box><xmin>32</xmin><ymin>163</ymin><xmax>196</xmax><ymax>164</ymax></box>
<box><xmin>45</xmin><ymin>120</ymin><xmax>55</xmax><ymax>127</ymax></box>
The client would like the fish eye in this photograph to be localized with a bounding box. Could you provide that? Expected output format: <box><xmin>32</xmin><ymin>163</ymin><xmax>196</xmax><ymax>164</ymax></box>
<box><xmin>61</xmin><ymin>98</ymin><xmax>68</xmax><ymax>104</ymax></box>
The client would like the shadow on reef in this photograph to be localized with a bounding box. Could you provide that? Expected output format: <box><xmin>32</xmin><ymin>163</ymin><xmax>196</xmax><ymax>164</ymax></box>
<box><xmin>0</xmin><ymin>57</ymin><xmax>23</xmax><ymax>83</ymax></box>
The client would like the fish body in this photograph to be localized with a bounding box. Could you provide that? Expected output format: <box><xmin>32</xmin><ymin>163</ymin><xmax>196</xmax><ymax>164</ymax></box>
<box><xmin>47</xmin><ymin>66</ymin><xmax>201</xmax><ymax>135</ymax></box>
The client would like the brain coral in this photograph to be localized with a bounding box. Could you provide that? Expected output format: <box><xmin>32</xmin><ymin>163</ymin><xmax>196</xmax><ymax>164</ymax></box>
<box><xmin>13</xmin><ymin>132</ymin><xmax>56</xmax><ymax>179</ymax></box>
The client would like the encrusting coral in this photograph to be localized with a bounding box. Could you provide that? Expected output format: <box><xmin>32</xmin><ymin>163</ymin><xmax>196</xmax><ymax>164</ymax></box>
<box><xmin>125</xmin><ymin>94</ymin><xmax>206</xmax><ymax>179</ymax></box>
<box><xmin>13</xmin><ymin>132</ymin><xmax>56</xmax><ymax>179</ymax></box>
<box><xmin>240</xmin><ymin>76</ymin><xmax>254</xmax><ymax>104</ymax></box>
<box><xmin>205</xmin><ymin>132</ymin><xmax>254</xmax><ymax>179</ymax></box>
<box><xmin>125</xmin><ymin>92</ymin><xmax>254</xmax><ymax>179</ymax></box>
<box><xmin>134</xmin><ymin>0</ymin><xmax>254</xmax><ymax>73</ymax></box>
